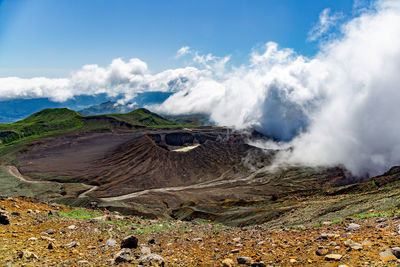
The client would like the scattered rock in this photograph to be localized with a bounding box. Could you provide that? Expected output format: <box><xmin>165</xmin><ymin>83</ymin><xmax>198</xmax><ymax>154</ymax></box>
<box><xmin>139</xmin><ymin>253</ymin><xmax>165</xmax><ymax>266</ymax></box>
<box><xmin>48</xmin><ymin>210</ymin><xmax>59</xmax><ymax>216</ymax></box>
<box><xmin>289</xmin><ymin>258</ymin><xmax>297</xmax><ymax>263</ymax></box>
<box><xmin>193</xmin><ymin>237</ymin><xmax>203</xmax><ymax>242</ymax></box>
<box><xmin>67</xmin><ymin>225</ymin><xmax>76</xmax><ymax>230</ymax></box>
<box><xmin>65</xmin><ymin>241</ymin><xmax>80</xmax><ymax>248</ymax></box>
<box><xmin>222</xmin><ymin>258</ymin><xmax>234</xmax><ymax>267</ymax></box>
<box><xmin>380</xmin><ymin>249</ymin><xmax>397</xmax><ymax>262</ymax></box>
<box><xmin>346</xmin><ymin>223</ymin><xmax>361</xmax><ymax>231</ymax></box>
<box><xmin>0</xmin><ymin>210</ymin><xmax>10</xmax><ymax>225</ymax></box>
<box><xmin>121</xmin><ymin>235</ymin><xmax>138</xmax><ymax>249</ymax></box>
<box><xmin>41</xmin><ymin>235</ymin><xmax>56</xmax><ymax>242</ymax></box>
<box><xmin>114</xmin><ymin>249</ymin><xmax>131</xmax><ymax>264</ymax></box>
<box><xmin>231</xmin><ymin>248</ymin><xmax>240</xmax><ymax>253</ymax></box>
<box><xmin>77</xmin><ymin>260</ymin><xmax>90</xmax><ymax>265</ymax></box>
<box><xmin>105</xmin><ymin>238</ymin><xmax>117</xmax><ymax>247</ymax></box>
<box><xmin>376</xmin><ymin>222</ymin><xmax>389</xmax><ymax>228</ymax></box>
<box><xmin>350</xmin><ymin>243</ymin><xmax>363</xmax><ymax>250</ymax></box>
<box><xmin>391</xmin><ymin>247</ymin><xmax>400</xmax><ymax>259</ymax></box>
<box><xmin>45</xmin><ymin>229</ymin><xmax>54</xmax><ymax>235</ymax></box>
<box><xmin>140</xmin><ymin>246</ymin><xmax>151</xmax><ymax>255</ymax></box>
<box><xmin>325</xmin><ymin>254</ymin><xmax>343</xmax><ymax>261</ymax></box>
<box><xmin>344</xmin><ymin>239</ymin><xmax>353</xmax><ymax>247</ymax></box>
<box><xmin>316</xmin><ymin>248</ymin><xmax>329</xmax><ymax>256</ymax></box>
<box><xmin>18</xmin><ymin>250</ymin><xmax>39</xmax><ymax>260</ymax></box>
<box><xmin>237</xmin><ymin>256</ymin><xmax>252</xmax><ymax>264</ymax></box>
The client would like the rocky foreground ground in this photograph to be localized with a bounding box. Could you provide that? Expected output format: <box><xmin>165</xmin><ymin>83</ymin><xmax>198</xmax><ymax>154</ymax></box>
<box><xmin>1</xmin><ymin>197</ymin><xmax>400</xmax><ymax>266</ymax></box>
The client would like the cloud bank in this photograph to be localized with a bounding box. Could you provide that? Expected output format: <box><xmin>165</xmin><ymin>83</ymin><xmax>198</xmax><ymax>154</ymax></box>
<box><xmin>1</xmin><ymin>0</ymin><xmax>400</xmax><ymax>176</ymax></box>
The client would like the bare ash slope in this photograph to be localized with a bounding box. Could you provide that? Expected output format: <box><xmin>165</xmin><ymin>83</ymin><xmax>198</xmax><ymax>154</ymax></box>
<box><xmin>2</xmin><ymin>197</ymin><xmax>400</xmax><ymax>266</ymax></box>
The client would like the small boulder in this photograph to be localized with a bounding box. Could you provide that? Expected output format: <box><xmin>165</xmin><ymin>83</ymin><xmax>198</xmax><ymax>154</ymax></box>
<box><xmin>0</xmin><ymin>211</ymin><xmax>10</xmax><ymax>225</ymax></box>
<box><xmin>114</xmin><ymin>249</ymin><xmax>131</xmax><ymax>264</ymax></box>
<box><xmin>316</xmin><ymin>248</ymin><xmax>329</xmax><ymax>256</ymax></box>
<box><xmin>121</xmin><ymin>235</ymin><xmax>138</xmax><ymax>249</ymax></box>
<box><xmin>391</xmin><ymin>247</ymin><xmax>400</xmax><ymax>259</ymax></box>
<box><xmin>380</xmin><ymin>249</ymin><xmax>397</xmax><ymax>262</ymax></box>
<box><xmin>346</xmin><ymin>223</ymin><xmax>361</xmax><ymax>231</ymax></box>
<box><xmin>237</xmin><ymin>256</ymin><xmax>252</xmax><ymax>264</ymax></box>
<box><xmin>139</xmin><ymin>253</ymin><xmax>165</xmax><ymax>266</ymax></box>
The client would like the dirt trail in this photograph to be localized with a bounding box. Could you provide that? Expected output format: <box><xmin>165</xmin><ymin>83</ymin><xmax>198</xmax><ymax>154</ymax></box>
<box><xmin>2</xmin><ymin>164</ymin><xmax>273</xmax><ymax>202</ymax></box>
<box><xmin>99</xmin><ymin>166</ymin><xmax>273</xmax><ymax>201</ymax></box>
<box><xmin>2</xmin><ymin>165</ymin><xmax>96</xmax><ymax>199</ymax></box>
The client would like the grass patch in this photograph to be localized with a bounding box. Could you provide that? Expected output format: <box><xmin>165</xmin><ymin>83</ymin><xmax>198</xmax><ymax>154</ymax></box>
<box><xmin>332</xmin><ymin>218</ymin><xmax>344</xmax><ymax>224</ymax></box>
<box><xmin>350</xmin><ymin>210</ymin><xmax>400</xmax><ymax>219</ymax></box>
<box><xmin>57</xmin><ymin>208</ymin><xmax>103</xmax><ymax>220</ymax></box>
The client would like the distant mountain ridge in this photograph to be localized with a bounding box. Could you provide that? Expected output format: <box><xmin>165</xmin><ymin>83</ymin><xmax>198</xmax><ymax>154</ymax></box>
<box><xmin>0</xmin><ymin>92</ymin><xmax>173</xmax><ymax>123</ymax></box>
<box><xmin>0</xmin><ymin>107</ymin><xmax>185</xmax><ymax>144</ymax></box>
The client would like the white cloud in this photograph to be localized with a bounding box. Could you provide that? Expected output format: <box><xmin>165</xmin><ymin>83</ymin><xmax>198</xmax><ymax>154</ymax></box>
<box><xmin>175</xmin><ymin>46</ymin><xmax>191</xmax><ymax>58</ymax></box>
<box><xmin>1</xmin><ymin>0</ymin><xmax>400</xmax><ymax>177</ymax></box>
<box><xmin>308</xmin><ymin>8</ymin><xmax>344</xmax><ymax>41</ymax></box>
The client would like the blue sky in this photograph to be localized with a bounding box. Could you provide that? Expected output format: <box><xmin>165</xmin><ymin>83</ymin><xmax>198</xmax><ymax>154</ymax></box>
<box><xmin>0</xmin><ymin>0</ymin><xmax>357</xmax><ymax>77</ymax></box>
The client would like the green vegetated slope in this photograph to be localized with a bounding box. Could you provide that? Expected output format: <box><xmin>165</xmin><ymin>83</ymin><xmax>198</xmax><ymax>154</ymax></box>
<box><xmin>0</xmin><ymin>107</ymin><xmax>188</xmax><ymax>145</ymax></box>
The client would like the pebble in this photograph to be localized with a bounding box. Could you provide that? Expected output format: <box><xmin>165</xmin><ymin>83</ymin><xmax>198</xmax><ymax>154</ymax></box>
<box><xmin>350</xmin><ymin>243</ymin><xmax>363</xmax><ymax>250</ymax></box>
<box><xmin>325</xmin><ymin>254</ymin><xmax>343</xmax><ymax>261</ymax></box>
<box><xmin>231</xmin><ymin>249</ymin><xmax>240</xmax><ymax>253</ymax></box>
<box><xmin>316</xmin><ymin>248</ymin><xmax>329</xmax><ymax>256</ymax></box>
<box><xmin>67</xmin><ymin>225</ymin><xmax>76</xmax><ymax>230</ymax></box>
<box><xmin>104</xmin><ymin>238</ymin><xmax>117</xmax><ymax>247</ymax></box>
<box><xmin>65</xmin><ymin>241</ymin><xmax>80</xmax><ymax>248</ymax></box>
<box><xmin>45</xmin><ymin>229</ymin><xmax>54</xmax><ymax>235</ymax></box>
<box><xmin>237</xmin><ymin>256</ymin><xmax>252</xmax><ymax>264</ymax></box>
<box><xmin>222</xmin><ymin>258</ymin><xmax>234</xmax><ymax>267</ymax></box>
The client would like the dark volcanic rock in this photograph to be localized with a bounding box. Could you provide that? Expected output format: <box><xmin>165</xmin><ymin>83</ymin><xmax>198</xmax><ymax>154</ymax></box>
<box><xmin>0</xmin><ymin>210</ymin><xmax>10</xmax><ymax>225</ymax></box>
<box><xmin>121</xmin><ymin>235</ymin><xmax>138</xmax><ymax>249</ymax></box>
